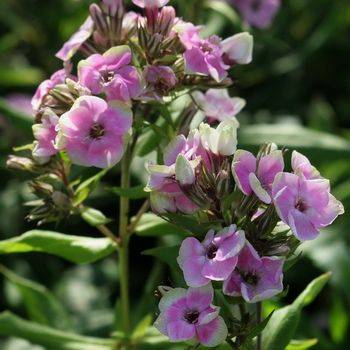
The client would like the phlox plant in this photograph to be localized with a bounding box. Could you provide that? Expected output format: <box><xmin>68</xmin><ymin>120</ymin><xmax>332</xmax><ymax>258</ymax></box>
<box><xmin>3</xmin><ymin>0</ymin><xmax>344</xmax><ymax>349</ymax></box>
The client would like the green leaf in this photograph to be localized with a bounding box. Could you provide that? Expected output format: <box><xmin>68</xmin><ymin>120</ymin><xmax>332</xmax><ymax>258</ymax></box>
<box><xmin>74</xmin><ymin>169</ymin><xmax>109</xmax><ymax>205</ymax></box>
<box><xmin>135</xmin><ymin>213</ymin><xmax>189</xmax><ymax>237</ymax></box>
<box><xmin>142</xmin><ymin>245</ymin><xmax>180</xmax><ymax>267</ymax></box>
<box><xmin>0</xmin><ymin>230</ymin><xmax>116</xmax><ymax>264</ymax></box>
<box><xmin>81</xmin><ymin>207</ymin><xmax>112</xmax><ymax>226</ymax></box>
<box><xmin>205</xmin><ymin>0</ymin><xmax>241</xmax><ymax>26</ymax></box>
<box><xmin>132</xmin><ymin>314</ymin><xmax>153</xmax><ymax>340</ymax></box>
<box><xmin>245</xmin><ymin>311</ymin><xmax>274</xmax><ymax>344</ymax></box>
<box><xmin>109</xmin><ymin>185</ymin><xmax>148</xmax><ymax>199</ymax></box>
<box><xmin>286</xmin><ymin>339</ymin><xmax>318</xmax><ymax>350</ymax></box>
<box><xmin>262</xmin><ymin>272</ymin><xmax>331</xmax><ymax>350</ymax></box>
<box><xmin>0</xmin><ymin>66</ymin><xmax>43</xmax><ymax>87</ymax></box>
<box><xmin>0</xmin><ymin>264</ymin><xmax>71</xmax><ymax>330</ymax></box>
<box><xmin>239</xmin><ymin>124</ymin><xmax>350</xmax><ymax>160</ymax></box>
<box><xmin>329</xmin><ymin>295</ymin><xmax>348</xmax><ymax>343</ymax></box>
<box><xmin>0</xmin><ymin>311</ymin><xmax>114</xmax><ymax>350</ymax></box>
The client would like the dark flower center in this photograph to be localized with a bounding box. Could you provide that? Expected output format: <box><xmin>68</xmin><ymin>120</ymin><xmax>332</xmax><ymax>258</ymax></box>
<box><xmin>200</xmin><ymin>42</ymin><xmax>213</xmax><ymax>54</ymax></box>
<box><xmin>251</xmin><ymin>0</ymin><xmax>262</xmax><ymax>12</ymax></box>
<box><xmin>100</xmin><ymin>70</ymin><xmax>115</xmax><ymax>84</ymax></box>
<box><xmin>240</xmin><ymin>270</ymin><xmax>259</xmax><ymax>285</ymax></box>
<box><xmin>184</xmin><ymin>309</ymin><xmax>200</xmax><ymax>324</ymax></box>
<box><xmin>154</xmin><ymin>78</ymin><xmax>171</xmax><ymax>94</ymax></box>
<box><xmin>206</xmin><ymin>243</ymin><xmax>218</xmax><ymax>259</ymax></box>
<box><xmin>89</xmin><ymin>123</ymin><xmax>105</xmax><ymax>140</ymax></box>
<box><xmin>295</xmin><ymin>199</ymin><xmax>308</xmax><ymax>213</ymax></box>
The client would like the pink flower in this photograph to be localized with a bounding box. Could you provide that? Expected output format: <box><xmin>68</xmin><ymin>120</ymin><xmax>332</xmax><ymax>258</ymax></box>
<box><xmin>146</xmin><ymin>131</ymin><xmax>201</xmax><ymax>214</ymax></box>
<box><xmin>232</xmin><ymin>0</ymin><xmax>281</xmax><ymax>29</ymax></box>
<box><xmin>32</xmin><ymin>69</ymin><xmax>67</xmax><ymax>113</ymax></box>
<box><xmin>32</xmin><ymin>110</ymin><xmax>59</xmax><ymax>164</ymax></box>
<box><xmin>223</xmin><ymin>242</ymin><xmax>284</xmax><ymax>302</ymax></box>
<box><xmin>56</xmin><ymin>16</ymin><xmax>94</xmax><ymax>61</ymax></box>
<box><xmin>78</xmin><ymin>46</ymin><xmax>142</xmax><ymax>103</ymax></box>
<box><xmin>178</xmin><ymin>225</ymin><xmax>245</xmax><ymax>287</ymax></box>
<box><xmin>232</xmin><ymin>148</ymin><xmax>284</xmax><ymax>204</ymax></box>
<box><xmin>193</xmin><ymin>89</ymin><xmax>246</xmax><ymax>123</ymax></box>
<box><xmin>57</xmin><ymin>96</ymin><xmax>132</xmax><ymax>168</ymax></box>
<box><xmin>154</xmin><ymin>284</ymin><xmax>228</xmax><ymax>347</ymax></box>
<box><xmin>291</xmin><ymin>151</ymin><xmax>321</xmax><ymax>180</ymax></box>
<box><xmin>143</xmin><ymin>65</ymin><xmax>177</xmax><ymax>99</ymax></box>
<box><xmin>179</xmin><ymin>24</ymin><xmax>229</xmax><ymax>82</ymax></box>
<box><xmin>272</xmin><ymin>172</ymin><xmax>344</xmax><ymax>241</ymax></box>
<box><xmin>132</xmin><ymin>0</ymin><xmax>169</xmax><ymax>8</ymax></box>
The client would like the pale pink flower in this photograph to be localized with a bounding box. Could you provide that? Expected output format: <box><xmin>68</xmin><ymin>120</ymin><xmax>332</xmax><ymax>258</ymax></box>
<box><xmin>178</xmin><ymin>225</ymin><xmax>245</xmax><ymax>287</ymax></box>
<box><xmin>221</xmin><ymin>32</ymin><xmax>253</xmax><ymax>65</ymax></box>
<box><xmin>154</xmin><ymin>284</ymin><xmax>228</xmax><ymax>347</ymax></box>
<box><xmin>291</xmin><ymin>151</ymin><xmax>321</xmax><ymax>180</ymax></box>
<box><xmin>31</xmin><ymin>69</ymin><xmax>68</xmax><ymax>113</ymax></box>
<box><xmin>223</xmin><ymin>242</ymin><xmax>284</xmax><ymax>302</ymax></box>
<box><xmin>272</xmin><ymin>172</ymin><xmax>344</xmax><ymax>241</ymax></box>
<box><xmin>232</xmin><ymin>148</ymin><xmax>284</xmax><ymax>204</ymax></box>
<box><xmin>78</xmin><ymin>46</ymin><xmax>141</xmax><ymax>103</ymax></box>
<box><xmin>56</xmin><ymin>16</ymin><xmax>94</xmax><ymax>61</ymax></box>
<box><xmin>32</xmin><ymin>110</ymin><xmax>59</xmax><ymax>164</ymax></box>
<box><xmin>57</xmin><ymin>96</ymin><xmax>132</xmax><ymax>168</ymax></box>
<box><xmin>179</xmin><ymin>24</ymin><xmax>229</xmax><ymax>82</ymax></box>
<box><xmin>193</xmin><ymin>89</ymin><xmax>246</xmax><ymax>123</ymax></box>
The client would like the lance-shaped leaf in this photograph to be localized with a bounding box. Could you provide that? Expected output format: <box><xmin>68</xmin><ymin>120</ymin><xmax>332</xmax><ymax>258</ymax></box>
<box><xmin>0</xmin><ymin>230</ymin><xmax>117</xmax><ymax>264</ymax></box>
<box><xmin>0</xmin><ymin>311</ymin><xmax>114</xmax><ymax>350</ymax></box>
<box><xmin>0</xmin><ymin>264</ymin><xmax>71</xmax><ymax>329</ymax></box>
<box><xmin>262</xmin><ymin>272</ymin><xmax>331</xmax><ymax>350</ymax></box>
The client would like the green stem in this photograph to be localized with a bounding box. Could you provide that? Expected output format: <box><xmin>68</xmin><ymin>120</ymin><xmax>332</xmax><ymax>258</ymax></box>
<box><xmin>118</xmin><ymin>144</ymin><xmax>132</xmax><ymax>335</ymax></box>
<box><xmin>256</xmin><ymin>302</ymin><xmax>262</xmax><ymax>350</ymax></box>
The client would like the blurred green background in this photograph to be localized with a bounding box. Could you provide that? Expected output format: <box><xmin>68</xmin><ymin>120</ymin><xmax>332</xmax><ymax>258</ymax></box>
<box><xmin>0</xmin><ymin>0</ymin><xmax>349</xmax><ymax>349</ymax></box>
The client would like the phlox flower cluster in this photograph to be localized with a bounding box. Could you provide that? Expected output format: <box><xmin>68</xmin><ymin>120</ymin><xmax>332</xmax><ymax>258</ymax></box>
<box><xmin>150</xmin><ymin>122</ymin><xmax>343</xmax><ymax>346</ymax></box>
<box><xmin>29</xmin><ymin>0</ymin><xmax>253</xmax><ymax>169</ymax></box>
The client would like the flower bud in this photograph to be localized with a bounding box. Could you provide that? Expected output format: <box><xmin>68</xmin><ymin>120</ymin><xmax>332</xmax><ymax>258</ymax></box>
<box><xmin>6</xmin><ymin>155</ymin><xmax>37</xmax><ymax>172</ymax></box>
<box><xmin>199</xmin><ymin>120</ymin><xmax>239</xmax><ymax>156</ymax></box>
<box><xmin>157</xmin><ymin>6</ymin><xmax>175</xmax><ymax>36</ymax></box>
<box><xmin>89</xmin><ymin>3</ymin><xmax>109</xmax><ymax>36</ymax></box>
<box><xmin>221</xmin><ymin>32</ymin><xmax>253</xmax><ymax>65</ymax></box>
<box><xmin>132</xmin><ymin>0</ymin><xmax>169</xmax><ymax>8</ymax></box>
<box><xmin>175</xmin><ymin>154</ymin><xmax>196</xmax><ymax>186</ymax></box>
<box><xmin>102</xmin><ymin>0</ymin><xmax>123</xmax><ymax>17</ymax></box>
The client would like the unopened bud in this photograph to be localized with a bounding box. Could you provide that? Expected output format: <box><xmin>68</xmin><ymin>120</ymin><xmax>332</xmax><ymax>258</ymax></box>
<box><xmin>221</xmin><ymin>32</ymin><xmax>253</xmax><ymax>65</ymax></box>
<box><xmin>89</xmin><ymin>3</ymin><xmax>109</xmax><ymax>36</ymax></box>
<box><xmin>157</xmin><ymin>6</ymin><xmax>175</xmax><ymax>36</ymax></box>
<box><xmin>102</xmin><ymin>0</ymin><xmax>123</xmax><ymax>17</ymax></box>
<box><xmin>52</xmin><ymin>191</ymin><xmax>71</xmax><ymax>209</ymax></box>
<box><xmin>175</xmin><ymin>155</ymin><xmax>195</xmax><ymax>186</ymax></box>
<box><xmin>6</xmin><ymin>155</ymin><xmax>36</xmax><ymax>172</ymax></box>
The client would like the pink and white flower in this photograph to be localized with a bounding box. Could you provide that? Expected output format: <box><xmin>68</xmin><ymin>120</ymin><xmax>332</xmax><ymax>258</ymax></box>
<box><xmin>178</xmin><ymin>225</ymin><xmax>245</xmax><ymax>287</ymax></box>
<box><xmin>291</xmin><ymin>151</ymin><xmax>321</xmax><ymax>180</ymax></box>
<box><xmin>272</xmin><ymin>172</ymin><xmax>344</xmax><ymax>241</ymax></box>
<box><xmin>232</xmin><ymin>148</ymin><xmax>284</xmax><ymax>204</ymax></box>
<box><xmin>32</xmin><ymin>69</ymin><xmax>68</xmax><ymax>113</ymax></box>
<box><xmin>193</xmin><ymin>89</ymin><xmax>246</xmax><ymax>123</ymax></box>
<box><xmin>32</xmin><ymin>110</ymin><xmax>59</xmax><ymax>164</ymax></box>
<box><xmin>179</xmin><ymin>24</ymin><xmax>229</xmax><ymax>82</ymax></box>
<box><xmin>57</xmin><ymin>95</ymin><xmax>132</xmax><ymax>168</ymax></box>
<box><xmin>56</xmin><ymin>16</ymin><xmax>94</xmax><ymax>61</ymax></box>
<box><xmin>223</xmin><ymin>242</ymin><xmax>284</xmax><ymax>303</ymax></box>
<box><xmin>78</xmin><ymin>45</ymin><xmax>142</xmax><ymax>103</ymax></box>
<box><xmin>154</xmin><ymin>284</ymin><xmax>228</xmax><ymax>347</ymax></box>
<box><xmin>232</xmin><ymin>0</ymin><xmax>281</xmax><ymax>29</ymax></box>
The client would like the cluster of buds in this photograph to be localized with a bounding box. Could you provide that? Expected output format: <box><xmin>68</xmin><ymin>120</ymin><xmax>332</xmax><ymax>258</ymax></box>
<box><xmin>149</xmin><ymin>123</ymin><xmax>344</xmax><ymax>346</ymax></box>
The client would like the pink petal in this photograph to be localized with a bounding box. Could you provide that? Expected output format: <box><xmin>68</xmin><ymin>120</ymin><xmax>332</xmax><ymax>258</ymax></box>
<box><xmin>288</xmin><ymin>208</ymin><xmax>319</xmax><ymax>241</ymax></box>
<box><xmin>232</xmin><ymin>150</ymin><xmax>256</xmax><ymax>195</ymax></box>
<box><xmin>177</xmin><ymin>237</ymin><xmax>205</xmax><ymax>267</ymax></box>
<box><xmin>202</xmin><ymin>257</ymin><xmax>238</xmax><ymax>281</ymax></box>
<box><xmin>167</xmin><ymin>320</ymin><xmax>196</xmax><ymax>341</ymax></box>
<box><xmin>182</xmin><ymin>256</ymin><xmax>209</xmax><ymax>288</ymax></box>
<box><xmin>222</xmin><ymin>271</ymin><xmax>242</xmax><ymax>297</ymax></box>
<box><xmin>186</xmin><ymin>285</ymin><xmax>214</xmax><ymax>312</ymax></box>
<box><xmin>257</xmin><ymin>150</ymin><xmax>284</xmax><ymax>189</ymax></box>
<box><xmin>197</xmin><ymin>316</ymin><xmax>228</xmax><ymax>347</ymax></box>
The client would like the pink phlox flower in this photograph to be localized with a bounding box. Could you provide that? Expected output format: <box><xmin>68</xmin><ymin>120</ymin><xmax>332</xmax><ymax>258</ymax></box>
<box><xmin>32</xmin><ymin>109</ymin><xmax>59</xmax><ymax>164</ymax></box>
<box><xmin>232</xmin><ymin>147</ymin><xmax>284</xmax><ymax>204</ymax></box>
<box><xmin>177</xmin><ymin>225</ymin><xmax>245</xmax><ymax>287</ymax></box>
<box><xmin>272</xmin><ymin>172</ymin><xmax>344</xmax><ymax>241</ymax></box>
<box><xmin>56</xmin><ymin>95</ymin><xmax>132</xmax><ymax>168</ymax></box>
<box><xmin>223</xmin><ymin>241</ymin><xmax>284</xmax><ymax>302</ymax></box>
<box><xmin>178</xmin><ymin>23</ymin><xmax>229</xmax><ymax>82</ymax></box>
<box><xmin>32</xmin><ymin>69</ymin><xmax>68</xmax><ymax>113</ymax></box>
<box><xmin>78</xmin><ymin>45</ymin><xmax>142</xmax><ymax>103</ymax></box>
<box><xmin>154</xmin><ymin>284</ymin><xmax>228</xmax><ymax>347</ymax></box>
<box><xmin>56</xmin><ymin>16</ymin><xmax>94</xmax><ymax>61</ymax></box>
<box><xmin>193</xmin><ymin>89</ymin><xmax>246</xmax><ymax>123</ymax></box>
